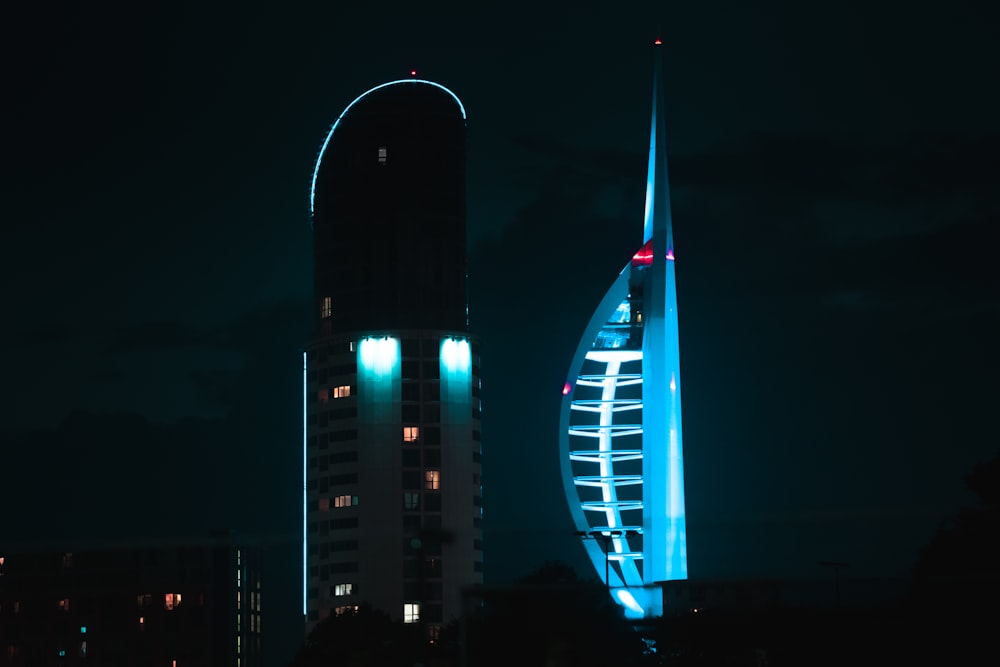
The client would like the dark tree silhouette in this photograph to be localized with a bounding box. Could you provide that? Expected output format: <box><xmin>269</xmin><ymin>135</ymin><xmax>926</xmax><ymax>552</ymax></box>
<box><xmin>464</xmin><ymin>561</ymin><xmax>654</xmax><ymax>667</ymax></box>
<box><xmin>287</xmin><ymin>604</ymin><xmax>424</xmax><ymax>667</ymax></box>
<box><xmin>907</xmin><ymin>448</ymin><xmax>1000</xmax><ymax>665</ymax></box>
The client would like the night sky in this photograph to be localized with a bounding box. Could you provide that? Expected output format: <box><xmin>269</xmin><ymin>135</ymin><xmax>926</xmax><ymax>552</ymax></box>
<box><xmin>3</xmin><ymin>1</ymin><xmax>998</xmax><ymax>663</ymax></box>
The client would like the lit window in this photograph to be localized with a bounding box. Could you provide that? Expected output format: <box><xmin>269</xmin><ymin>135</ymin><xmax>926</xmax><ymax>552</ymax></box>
<box><xmin>403</xmin><ymin>492</ymin><xmax>420</xmax><ymax>510</ymax></box>
<box><xmin>318</xmin><ymin>498</ymin><xmax>329</xmax><ymax>512</ymax></box>
<box><xmin>378</xmin><ymin>146</ymin><xmax>387</xmax><ymax>164</ymax></box>
<box><xmin>403</xmin><ymin>426</ymin><xmax>419</xmax><ymax>442</ymax></box>
<box><xmin>334</xmin><ymin>495</ymin><xmax>358</xmax><ymax>508</ymax></box>
<box><xmin>404</xmin><ymin>603</ymin><xmax>420</xmax><ymax>624</ymax></box>
<box><xmin>321</xmin><ymin>297</ymin><xmax>332</xmax><ymax>319</ymax></box>
<box><xmin>334</xmin><ymin>583</ymin><xmax>354</xmax><ymax>596</ymax></box>
<box><xmin>164</xmin><ymin>593</ymin><xmax>182</xmax><ymax>611</ymax></box>
<box><xmin>58</xmin><ymin>598</ymin><xmax>70</xmax><ymax>611</ymax></box>
<box><xmin>138</xmin><ymin>616</ymin><xmax>144</xmax><ymax>629</ymax></box>
<box><xmin>424</xmin><ymin>470</ymin><xmax>440</xmax><ymax>490</ymax></box>
<box><xmin>333</xmin><ymin>385</ymin><xmax>351</xmax><ymax>398</ymax></box>
<box><xmin>318</xmin><ymin>388</ymin><xmax>329</xmax><ymax>403</ymax></box>
<box><xmin>335</xmin><ymin>605</ymin><xmax>358</xmax><ymax>616</ymax></box>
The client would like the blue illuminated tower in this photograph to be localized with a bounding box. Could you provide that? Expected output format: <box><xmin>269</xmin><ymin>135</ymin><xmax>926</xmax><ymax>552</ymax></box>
<box><xmin>558</xmin><ymin>41</ymin><xmax>686</xmax><ymax>619</ymax></box>
<box><xmin>304</xmin><ymin>79</ymin><xmax>483</xmax><ymax>635</ymax></box>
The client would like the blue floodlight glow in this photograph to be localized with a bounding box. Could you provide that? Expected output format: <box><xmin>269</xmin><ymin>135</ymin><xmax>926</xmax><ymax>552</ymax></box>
<box><xmin>558</xmin><ymin>43</ymin><xmax>687</xmax><ymax>620</ymax></box>
<box><xmin>302</xmin><ymin>351</ymin><xmax>308</xmax><ymax>617</ymax></box>
<box><xmin>310</xmin><ymin>79</ymin><xmax>467</xmax><ymax>215</ymax></box>
<box><xmin>441</xmin><ymin>337</ymin><xmax>470</xmax><ymax>374</ymax></box>
<box><xmin>360</xmin><ymin>336</ymin><xmax>400</xmax><ymax>375</ymax></box>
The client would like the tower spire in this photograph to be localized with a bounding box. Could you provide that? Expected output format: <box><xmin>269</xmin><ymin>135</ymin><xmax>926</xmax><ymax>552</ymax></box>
<box><xmin>642</xmin><ymin>38</ymin><xmax>673</xmax><ymax>255</ymax></box>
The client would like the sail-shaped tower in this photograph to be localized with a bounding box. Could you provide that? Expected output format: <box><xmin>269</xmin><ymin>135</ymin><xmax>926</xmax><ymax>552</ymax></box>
<box><xmin>558</xmin><ymin>40</ymin><xmax>686</xmax><ymax>620</ymax></box>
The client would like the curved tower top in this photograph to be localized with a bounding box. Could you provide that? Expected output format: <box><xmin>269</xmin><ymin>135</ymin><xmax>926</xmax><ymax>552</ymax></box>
<box><xmin>310</xmin><ymin>79</ymin><xmax>468</xmax><ymax>335</ymax></box>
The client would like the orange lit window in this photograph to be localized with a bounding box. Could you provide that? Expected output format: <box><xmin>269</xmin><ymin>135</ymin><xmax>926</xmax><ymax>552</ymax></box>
<box><xmin>164</xmin><ymin>593</ymin><xmax>182</xmax><ymax>611</ymax></box>
<box><xmin>424</xmin><ymin>470</ymin><xmax>440</xmax><ymax>490</ymax></box>
<box><xmin>333</xmin><ymin>385</ymin><xmax>351</xmax><ymax>399</ymax></box>
<box><xmin>321</xmin><ymin>297</ymin><xmax>332</xmax><ymax>319</ymax></box>
<box><xmin>403</xmin><ymin>426</ymin><xmax>419</xmax><ymax>442</ymax></box>
<box><xmin>58</xmin><ymin>598</ymin><xmax>70</xmax><ymax>612</ymax></box>
<box><xmin>334</xmin><ymin>495</ymin><xmax>358</xmax><ymax>508</ymax></box>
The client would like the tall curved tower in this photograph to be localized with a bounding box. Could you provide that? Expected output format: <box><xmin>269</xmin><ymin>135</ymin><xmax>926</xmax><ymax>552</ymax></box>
<box><xmin>558</xmin><ymin>42</ymin><xmax>686</xmax><ymax>620</ymax></box>
<box><xmin>304</xmin><ymin>79</ymin><xmax>483</xmax><ymax>636</ymax></box>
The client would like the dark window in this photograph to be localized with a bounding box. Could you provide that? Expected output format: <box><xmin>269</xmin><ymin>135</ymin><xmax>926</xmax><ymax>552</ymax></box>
<box><xmin>402</xmin><ymin>405</ymin><xmax>420</xmax><ymax>422</ymax></box>
<box><xmin>331</xmin><ymin>540</ymin><xmax>358</xmax><ymax>552</ymax></box>
<box><xmin>424</xmin><ymin>449</ymin><xmax>441</xmax><ymax>467</ymax></box>
<box><xmin>330</xmin><ymin>562</ymin><xmax>359</xmax><ymax>573</ymax></box>
<box><xmin>402</xmin><ymin>450</ymin><xmax>421</xmax><ymax>467</ymax></box>
<box><xmin>402</xmin><ymin>471</ymin><xmax>420</xmax><ymax>489</ymax></box>
<box><xmin>402</xmin><ymin>360</ymin><xmax>420</xmax><ymax>378</ymax></box>
<box><xmin>402</xmin><ymin>383</ymin><xmax>420</xmax><ymax>401</ymax></box>
<box><xmin>329</xmin><ymin>473</ymin><xmax>358</xmax><ymax>485</ymax></box>
<box><xmin>423</xmin><ymin>404</ymin><xmax>440</xmax><ymax>423</ymax></box>
<box><xmin>424</xmin><ymin>493</ymin><xmax>441</xmax><ymax>512</ymax></box>
<box><xmin>329</xmin><ymin>451</ymin><xmax>358</xmax><ymax>464</ymax></box>
<box><xmin>330</xmin><ymin>429</ymin><xmax>357</xmax><ymax>443</ymax></box>
<box><xmin>423</xmin><ymin>427</ymin><xmax>441</xmax><ymax>445</ymax></box>
<box><xmin>329</xmin><ymin>407</ymin><xmax>357</xmax><ymax>421</ymax></box>
<box><xmin>423</xmin><ymin>360</ymin><xmax>439</xmax><ymax>380</ymax></box>
<box><xmin>330</xmin><ymin>517</ymin><xmax>359</xmax><ymax>530</ymax></box>
<box><xmin>424</xmin><ymin>382</ymin><xmax>440</xmax><ymax>402</ymax></box>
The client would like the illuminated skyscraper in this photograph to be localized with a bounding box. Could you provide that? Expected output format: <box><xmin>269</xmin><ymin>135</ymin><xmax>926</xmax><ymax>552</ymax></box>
<box><xmin>304</xmin><ymin>79</ymin><xmax>482</xmax><ymax>635</ymax></box>
<box><xmin>559</xmin><ymin>41</ymin><xmax>686</xmax><ymax>620</ymax></box>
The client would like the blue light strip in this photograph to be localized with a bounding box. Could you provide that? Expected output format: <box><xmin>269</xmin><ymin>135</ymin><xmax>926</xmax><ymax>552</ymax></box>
<box><xmin>302</xmin><ymin>351</ymin><xmax>307</xmax><ymax>617</ymax></box>
<box><xmin>310</xmin><ymin>79</ymin><xmax>467</xmax><ymax>214</ymax></box>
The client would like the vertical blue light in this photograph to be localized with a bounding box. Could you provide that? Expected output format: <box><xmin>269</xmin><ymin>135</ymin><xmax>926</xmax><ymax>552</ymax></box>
<box><xmin>358</xmin><ymin>336</ymin><xmax>400</xmax><ymax>426</ymax></box>
<box><xmin>440</xmin><ymin>337</ymin><xmax>471</xmax><ymax>413</ymax></box>
<box><xmin>302</xmin><ymin>350</ymin><xmax>307</xmax><ymax>617</ymax></box>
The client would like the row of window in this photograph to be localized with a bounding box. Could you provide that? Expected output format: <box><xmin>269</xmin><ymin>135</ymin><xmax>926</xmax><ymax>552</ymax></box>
<box><xmin>317</xmin><ymin>385</ymin><xmax>352</xmax><ymax>402</ymax></box>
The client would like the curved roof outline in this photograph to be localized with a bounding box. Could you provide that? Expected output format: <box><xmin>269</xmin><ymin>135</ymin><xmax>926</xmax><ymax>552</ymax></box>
<box><xmin>309</xmin><ymin>79</ymin><xmax>467</xmax><ymax>215</ymax></box>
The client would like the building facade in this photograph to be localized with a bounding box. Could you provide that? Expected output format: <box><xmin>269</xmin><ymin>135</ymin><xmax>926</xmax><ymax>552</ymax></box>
<box><xmin>558</xmin><ymin>42</ymin><xmax>687</xmax><ymax>620</ymax></box>
<box><xmin>304</xmin><ymin>79</ymin><xmax>482</xmax><ymax>635</ymax></box>
<box><xmin>0</xmin><ymin>538</ymin><xmax>261</xmax><ymax>667</ymax></box>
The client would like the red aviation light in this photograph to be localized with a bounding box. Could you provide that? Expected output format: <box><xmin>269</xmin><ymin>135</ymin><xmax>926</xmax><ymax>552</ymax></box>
<box><xmin>654</xmin><ymin>38</ymin><xmax>662</xmax><ymax>45</ymax></box>
<box><xmin>410</xmin><ymin>69</ymin><xmax>417</xmax><ymax>76</ymax></box>
<box><xmin>632</xmin><ymin>240</ymin><xmax>654</xmax><ymax>267</ymax></box>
